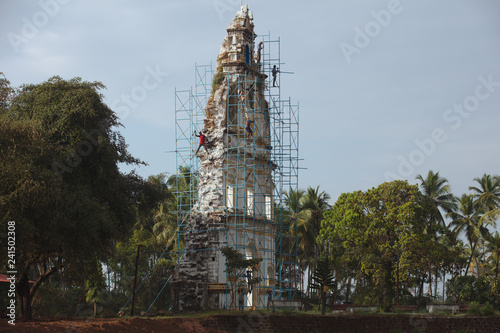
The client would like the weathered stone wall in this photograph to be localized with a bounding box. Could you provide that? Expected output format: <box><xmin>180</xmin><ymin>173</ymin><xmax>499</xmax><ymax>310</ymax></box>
<box><xmin>171</xmin><ymin>212</ymin><xmax>225</xmax><ymax>312</ymax></box>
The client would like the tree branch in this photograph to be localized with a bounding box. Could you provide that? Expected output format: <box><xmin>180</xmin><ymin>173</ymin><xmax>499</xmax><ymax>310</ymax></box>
<box><xmin>29</xmin><ymin>264</ymin><xmax>61</xmax><ymax>297</ymax></box>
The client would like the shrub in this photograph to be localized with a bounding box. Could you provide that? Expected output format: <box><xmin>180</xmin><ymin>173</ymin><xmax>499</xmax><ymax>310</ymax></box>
<box><xmin>467</xmin><ymin>302</ymin><xmax>496</xmax><ymax>316</ymax></box>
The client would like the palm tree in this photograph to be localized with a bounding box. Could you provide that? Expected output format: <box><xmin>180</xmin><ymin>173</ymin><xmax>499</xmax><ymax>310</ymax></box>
<box><xmin>134</xmin><ymin>173</ymin><xmax>172</xmax><ymax>235</ymax></box>
<box><xmin>299</xmin><ymin>186</ymin><xmax>332</xmax><ymax>295</ymax></box>
<box><xmin>284</xmin><ymin>188</ymin><xmax>314</xmax><ymax>263</ymax></box>
<box><xmin>285</xmin><ymin>188</ymin><xmax>304</xmax><ymax>218</ymax></box>
<box><xmin>416</xmin><ymin>171</ymin><xmax>456</xmax><ymax>294</ymax></box>
<box><xmin>416</xmin><ymin>170</ymin><xmax>456</xmax><ymax>227</ymax></box>
<box><xmin>469</xmin><ymin>174</ymin><xmax>500</xmax><ymax>269</ymax></box>
<box><xmin>152</xmin><ymin>201</ymin><xmax>177</xmax><ymax>243</ymax></box>
<box><xmin>469</xmin><ymin>174</ymin><xmax>500</xmax><ymax>213</ymax></box>
<box><xmin>300</xmin><ymin>186</ymin><xmax>332</xmax><ymax>237</ymax></box>
<box><xmin>167</xmin><ymin>166</ymin><xmax>198</xmax><ymax>221</ymax></box>
<box><xmin>485</xmin><ymin>231</ymin><xmax>500</xmax><ymax>279</ymax></box>
<box><xmin>448</xmin><ymin>194</ymin><xmax>484</xmax><ymax>276</ymax></box>
<box><xmin>284</xmin><ymin>188</ymin><xmax>312</xmax><ymax>292</ymax></box>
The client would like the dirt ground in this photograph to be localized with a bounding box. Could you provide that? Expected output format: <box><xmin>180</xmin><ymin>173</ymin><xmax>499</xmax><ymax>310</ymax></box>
<box><xmin>0</xmin><ymin>317</ymin><xmax>226</xmax><ymax>333</ymax></box>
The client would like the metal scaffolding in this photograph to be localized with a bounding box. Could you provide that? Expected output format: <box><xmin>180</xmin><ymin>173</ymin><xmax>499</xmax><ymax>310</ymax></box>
<box><xmin>172</xmin><ymin>33</ymin><xmax>299</xmax><ymax>309</ymax></box>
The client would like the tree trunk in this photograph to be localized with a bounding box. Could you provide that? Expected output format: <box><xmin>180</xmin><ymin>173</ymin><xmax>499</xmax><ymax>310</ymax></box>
<box><xmin>418</xmin><ymin>277</ymin><xmax>424</xmax><ymax>298</ymax></box>
<box><xmin>434</xmin><ymin>274</ymin><xmax>438</xmax><ymax>300</ymax></box>
<box><xmin>495</xmin><ymin>254</ymin><xmax>499</xmax><ymax>279</ymax></box>
<box><xmin>396</xmin><ymin>259</ymin><xmax>399</xmax><ymax>306</ymax></box>
<box><xmin>131</xmin><ymin>244</ymin><xmax>142</xmax><ymax>316</ymax></box>
<box><xmin>442</xmin><ymin>274</ymin><xmax>446</xmax><ymax>302</ymax></box>
<box><xmin>321</xmin><ymin>288</ymin><xmax>326</xmax><ymax>315</ymax></box>
<box><xmin>16</xmin><ymin>263</ymin><xmax>59</xmax><ymax>321</ymax></box>
<box><xmin>307</xmin><ymin>266</ymin><xmax>312</xmax><ymax>296</ymax></box>
<box><xmin>428</xmin><ymin>272</ymin><xmax>432</xmax><ymax>298</ymax></box>
<box><xmin>464</xmin><ymin>241</ymin><xmax>476</xmax><ymax>277</ymax></box>
<box><xmin>16</xmin><ymin>273</ymin><xmax>32</xmax><ymax>321</ymax></box>
<box><xmin>345</xmin><ymin>277</ymin><xmax>351</xmax><ymax>302</ymax></box>
<box><xmin>321</xmin><ymin>254</ymin><xmax>329</xmax><ymax>315</ymax></box>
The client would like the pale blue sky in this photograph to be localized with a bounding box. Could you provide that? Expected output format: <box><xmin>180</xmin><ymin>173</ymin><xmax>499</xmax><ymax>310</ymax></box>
<box><xmin>1</xmin><ymin>1</ymin><xmax>499</xmax><ymax>219</ymax></box>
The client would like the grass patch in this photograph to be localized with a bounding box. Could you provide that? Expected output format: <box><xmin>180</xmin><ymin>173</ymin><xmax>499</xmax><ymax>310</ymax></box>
<box><xmin>211</xmin><ymin>63</ymin><xmax>225</xmax><ymax>93</ymax></box>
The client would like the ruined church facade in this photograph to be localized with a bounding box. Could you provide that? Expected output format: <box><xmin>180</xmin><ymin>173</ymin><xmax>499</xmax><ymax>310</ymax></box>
<box><xmin>171</xmin><ymin>5</ymin><xmax>277</xmax><ymax>312</ymax></box>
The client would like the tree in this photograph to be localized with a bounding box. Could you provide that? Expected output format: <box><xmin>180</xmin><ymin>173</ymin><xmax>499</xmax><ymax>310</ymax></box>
<box><xmin>469</xmin><ymin>174</ymin><xmax>500</xmax><ymax>213</ymax></box>
<box><xmin>448</xmin><ymin>194</ymin><xmax>486</xmax><ymax>277</ymax></box>
<box><xmin>485</xmin><ymin>232</ymin><xmax>500</xmax><ymax>279</ymax></box>
<box><xmin>298</xmin><ymin>186</ymin><xmax>331</xmax><ymax>294</ymax></box>
<box><xmin>308</xmin><ymin>255</ymin><xmax>336</xmax><ymax>315</ymax></box>
<box><xmin>446</xmin><ymin>275</ymin><xmax>492</xmax><ymax>304</ymax></box>
<box><xmin>85</xmin><ymin>262</ymin><xmax>106</xmax><ymax>317</ymax></box>
<box><xmin>220</xmin><ymin>246</ymin><xmax>262</xmax><ymax>309</ymax></box>
<box><xmin>135</xmin><ymin>173</ymin><xmax>176</xmax><ymax>244</ymax></box>
<box><xmin>0</xmin><ymin>72</ymin><xmax>14</xmax><ymax>112</ymax></box>
<box><xmin>284</xmin><ymin>188</ymin><xmax>304</xmax><ymax>219</ymax></box>
<box><xmin>470</xmin><ymin>174</ymin><xmax>500</xmax><ymax>235</ymax></box>
<box><xmin>301</xmin><ymin>186</ymin><xmax>331</xmax><ymax>237</ymax></box>
<box><xmin>284</xmin><ymin>188</ymin><xmax>311</xmax><ymax>291</ymax></box>
<box><xmin>415</xmin><ymin>171</ymin><xmax>456</xmax><ymax>299</ymax></box>
<box><xmin>0</xmin><ymin>76</ymin><xmax>156</xmax><ymax>320</ymax></box>
<box><xmin>1</xmin><ymin>115</ymin><xmax>69</xmax><ymax>319</ymax></box>
<box><xmin>167</xmin><ymin>166</ymin><xmax>198</xmax><ymax>218</ymax></box>
<box><xmin>416</xmin><ymin>170</ymin><xmax>455</xmax><ymax>227</ymax></box>
<box><xmin>321</xmin><ymin>181</ymin><xmax>443</xmax><ymax>310</ymax></box>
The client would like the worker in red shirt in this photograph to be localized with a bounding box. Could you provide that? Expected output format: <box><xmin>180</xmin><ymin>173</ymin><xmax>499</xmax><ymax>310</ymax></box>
<box><xmin>195</xmin><ymin>131</ymin><xmax>207</xmax><ymax>154</ymax></box>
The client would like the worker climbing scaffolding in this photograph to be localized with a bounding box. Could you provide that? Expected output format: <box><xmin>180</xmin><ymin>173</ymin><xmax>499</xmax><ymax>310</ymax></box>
<box><xmin>194</xmin><ymin>130</ymin><xmax>207</xmax><ymax>154</ymax></box>
<box><xmin>245</xmin><ymin>117</ymin><xmax>254</xmax><ymax>139</ymax></box>
<box><xmin>272</xmin><ymin>65</ymin><xmax>279</xmax><ymax>87</ymax></box>
<box><xmin>255</xmin><ymin>41</ymin><xmax>263</xmax><ymax>63</ymax></box>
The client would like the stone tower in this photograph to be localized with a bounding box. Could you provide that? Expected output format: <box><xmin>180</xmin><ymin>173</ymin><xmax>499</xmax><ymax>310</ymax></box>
<box><xmin>171</xmin><ymin>5</ymin><xmax>275</xmax><ymax>312</ymax></box>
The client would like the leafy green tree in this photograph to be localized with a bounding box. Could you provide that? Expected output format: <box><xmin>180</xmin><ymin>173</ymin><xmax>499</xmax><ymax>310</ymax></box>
<box><xmin>1</xmin><ymin>115</ymin><xmax>68</xmax><ymax>319</ymax></box>
<box><xmin>85</xmin><ymin>262</ymin><xmax>106</xmax><ymax>317</ymax></box>
<box><xmin>220</xmin><ymin>246</ymin><xmax>262</xmax><ymax>309</ymax></box>
<box><xmin>0</xmin><ymin>76</ymin><xmax>156</xmax><ymax>320</ymax></box>
<box><xmin>446</xmin><ymin>275</ymin><xmax>493</xmax><ymax>304</ymax></box>
<box><xmin>0</xmin><ymin>72</ymin><xmax>14</xmax><ymax>112</ymax></box>
<box><xmin>321</xmin><ymin>181</ymin><xmax>443</xmax><ymax>310</ymax></box>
